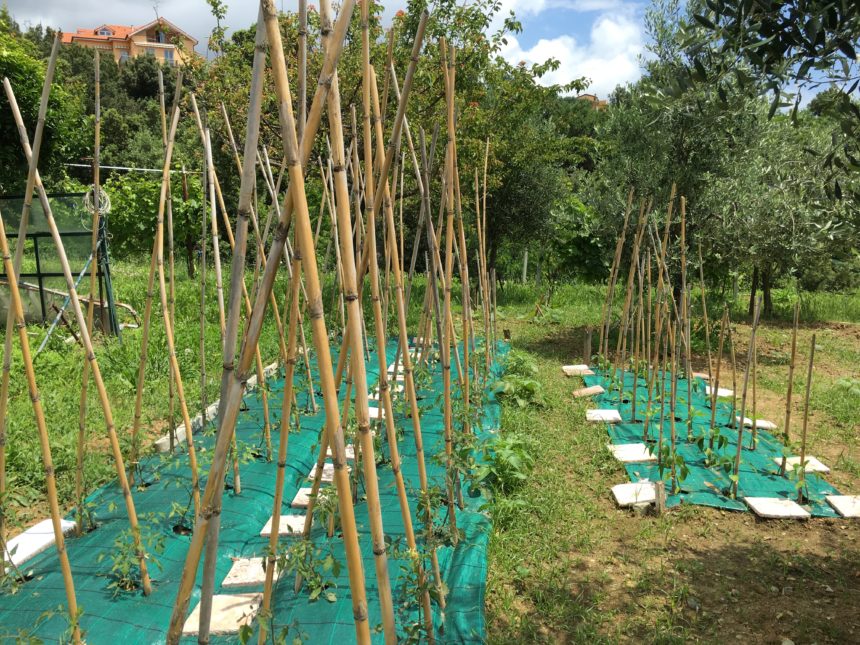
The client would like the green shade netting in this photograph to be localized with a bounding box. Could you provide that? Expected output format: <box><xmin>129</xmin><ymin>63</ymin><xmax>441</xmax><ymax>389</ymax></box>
<box><xmin>0</xmin><ymin>339</ymin><xmax>508</xmax><ymax>643</ymax></box>
<box><xmin>583</xmin><ymin>369</ymin><xmax>840</xmax><ymax>517</ymax></box>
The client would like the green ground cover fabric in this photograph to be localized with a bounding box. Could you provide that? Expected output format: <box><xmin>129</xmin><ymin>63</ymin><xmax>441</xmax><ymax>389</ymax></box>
<box><xmin>583</xmin><ymin>369</ymin><xmax>840</xmax><ymax>517</ymax></box>
<box><xmin>0</xmin><ymin>340</ymin><xmax>507</xmax><ymax>643</ymax></box>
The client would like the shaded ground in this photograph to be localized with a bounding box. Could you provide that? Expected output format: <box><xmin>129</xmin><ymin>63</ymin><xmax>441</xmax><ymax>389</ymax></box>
<box><xmin>485</xmin><ymin>296</ymin><xmax>860</xmax><ymax>643</ymax></box>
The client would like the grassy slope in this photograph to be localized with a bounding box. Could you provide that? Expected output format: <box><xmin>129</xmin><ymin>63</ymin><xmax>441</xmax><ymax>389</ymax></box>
<box><xmin>485</xmin><ymin>283</ymin><xmax>860</xmax><ymax>644</ymax></box>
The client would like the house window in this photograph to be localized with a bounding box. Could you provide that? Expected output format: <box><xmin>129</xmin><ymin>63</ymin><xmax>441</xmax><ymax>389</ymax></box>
<box><xmin>164</xmin><ymin>49</ymin><xmax>174</xmax><ymax>65</ymax></box>
<box><xmin>97</xmin><ymin>28</ymin><xmax>113</xmax><ymax>36</ymax></box>
<box><xmin>119</xmin><ymin>51</ymin><xmax>129</xmax><ymax>63</ymax></box>
<box><xmin>156</xmin><ymin>30</ymin><xmax>166</xmax><ymax>44</ymax></box>
<box><xmin>145</xmin><ymin>47</ymin><xmax>157</xmax><ymax>58</ymax></box>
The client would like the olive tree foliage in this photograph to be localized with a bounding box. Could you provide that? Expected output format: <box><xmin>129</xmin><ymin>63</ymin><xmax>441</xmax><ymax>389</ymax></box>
<box><xmin>683</xmin><ymin>0</ymin><xmax>860</xmax><ymax>199</ymax></box>
<box><xmin>580</xmin><ymin>0</ymin><xmax>859</xmax><ymax>315</ymax></box>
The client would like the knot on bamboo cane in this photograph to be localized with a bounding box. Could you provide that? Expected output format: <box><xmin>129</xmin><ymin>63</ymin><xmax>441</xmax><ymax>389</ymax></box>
<box><xmin>201</xmin><ymin>505</ymin><xmax>220</xmax><ymax>519</ymax></box>
<box><xmin>357</xmin><ymin>422</ymin><xmax>371</xmax><ymax>434</ymax></box>
<box><xmin>277</xmin><ymin>460</ymin><xmax>287</xmax><ymax>468</ymax></box>
<box><xmin>372</xmin><ymin>546</ymin><xmax>386</xmax><ymax>556</ymax></box>
<box><xmin>43</xmin><ymin>464</ymin><xmax>54</xmax><ymax>476</ymax></box>
<box><xmin>318</xmin><ymin>75</ymin><xmax>333</xmax><ymax>90</ymax></box>
<box><xmin>353</xmin><ymin>604</ymin><xmax>369</xmax><ymax>622</ymax></box>
<box><xmin>307</xmin><ymin>296</ymin><xmax>325</xmax><ymax>320</ymax></box>
<box><xmin>332</xmin><ymin>163</ymin><xmax>345</xmax><ymax>173</ymax></box>
<box><xmin>272</xmin><ymin>223</ymin><xmax>288</xmax><ymax>244</ymax></box>
<box><xmin>0</xmin><ymin>430</ymin><xmax>5</xmax><ymax>446</ymax></box>
<box><xmin>14</xmin><ymin>321</ymin><xmax>24</xmax><ymax>331</ymax></box>
<box><xmin>344</xmin><ymin>292</ymin><xmax>358</xmax><ymax>302</ymax></box>
<box><xmin>29</xmin><ymin>391</ymin><xmax>40</xmax><ymax>403</ymax></box>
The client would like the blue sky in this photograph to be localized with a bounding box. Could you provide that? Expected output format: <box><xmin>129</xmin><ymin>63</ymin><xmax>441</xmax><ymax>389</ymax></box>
<box><xmin>494</xmin><ymin>0</ymin><xmax>647</xmax><ymax>97</ymax></box>
<box><xmin>7</xmin><ymin>0</ymin><xmax>647</xmax><ymax>97</ymax></box>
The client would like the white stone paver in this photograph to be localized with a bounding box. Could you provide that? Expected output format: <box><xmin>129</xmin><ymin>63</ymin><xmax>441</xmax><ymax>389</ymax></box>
<box><xmin>608</xmin><ymin>443</ymin><xmax>656</xmax><ymax>463</ymax></box>
<box><xmin>586</xmin><ymin>409</ymin><xmax>622</xmax><ymax>423</ymax></box>
<box><xmin>3</xmin><ymin>518</ymin><xmax>75</xmax><ymax>567</ymax></box>
<box><xmin>826</xmin><ymin>495</ymin><xmax>860</xmax><ymax>518</ymax></box>
<box><xmin>182</xmin><ymin>593</ymin><xmax>262</xmax><ymax>635</ymax></box>
<box><xmin>573</xmin><ymin>385</ymin><xmax>605</xmax><ymax>398</ymax></box>
<box><xmin>612</xmin><ymin>481</ymin><xmax>656</xmax><ymax>507</ymax></box>
<box><xmin>259</xmin><ymin>514</ymin><xmax>307</xmax><ymax>537</ymax></box>
<box><xmin>744</xmin><ymin>497</ymin><xmax>810</xmax><ymax>519</ymax></box>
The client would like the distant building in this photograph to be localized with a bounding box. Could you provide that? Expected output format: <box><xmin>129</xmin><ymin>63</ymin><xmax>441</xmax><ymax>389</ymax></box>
<box><xmin>576</xmin><ymin>93</ymin><xmax>608</xmax><ymax>110</ymax></box>
<box><xmin>60</xmin><ymin>18</ymin><xmax>197</xmax><ymax>66</ymax></box>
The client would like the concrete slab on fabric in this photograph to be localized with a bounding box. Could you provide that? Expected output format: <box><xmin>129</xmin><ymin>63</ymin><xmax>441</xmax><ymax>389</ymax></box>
<box><xmin>573</xmin><ymin>385</ymin><xmax>605</xmax><ymax>398</ymax></box>
<box><xmin>744</xmin><ymin>497</ymin><xmax>810</xmax><ymax>519</ymax></box>
<box><xmin>774</xmin><ymin>455</ymin><xmax>830</xmax><ymax>474</ymax></box>
<box><xmin>611</xmin><ymin>481</ymin><xmax>656</xmax><ymax>507</ymax></box>
<box><xmin>291</xmin><ymin>488</ymin><xmax>315</xmax><ymax>509</ymax></box>
<box><xmin>259</xmin><ymin>514</ymin><xmax>307</xmax><ymax>537</ymax></box>
<box><xmin>608</xmin><ymin>443</ymin><xmax>656</xmax><ymax>463</ymax></box>
<box><xmin>587</xmin><ymin>409</ymin><xmax>622</xmax><ymax>423</ymax></box>
<box><xmin>182</xmin><ymin>593</ymin><xmax>262</xmax><ymax>636</ymax></box>
<box><xmin>3</xmin><ymin>518</ymin><xmax>75</xmax><ymax>567</ymax></box>
<box><xmin>826</xmin><ymin>495</ymin><xmax>860</xmax><ymax>518</ymax></box>
<box><xmin>562</xmin><ymin>364</ymin><xmax>594</xmax><ymax>377</ymax></box>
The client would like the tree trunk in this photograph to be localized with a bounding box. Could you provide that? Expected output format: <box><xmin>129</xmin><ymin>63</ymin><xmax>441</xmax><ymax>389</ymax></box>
<box><xmin>748</xmin><ymin>266</ymin><xmax>759</xmax><ymax>317</ymax></box>
<box><xmin>488</xmin><ymin>235</ymin><xmax>498</xmax><ymax>278</ymax></box>
<box><xmin>534</xmin><ymin>248</ymin><xmax>542</xmax><ymax>287</ymax></box>
<box><xmin>762</xmin><ymin>265</ymin><xmax>773</xmax><ymax>318</ymax></box>
<box><xmin>521</xmin><ymin>247</ymin><xmax>528</xmax><ymax>284</ymax></box>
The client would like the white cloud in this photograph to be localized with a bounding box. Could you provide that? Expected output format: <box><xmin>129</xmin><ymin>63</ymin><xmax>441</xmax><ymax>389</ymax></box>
<box><xmin>499</xmin><ymin>10</ymin><xmax>644</xmax><ymax>98</ymax></box>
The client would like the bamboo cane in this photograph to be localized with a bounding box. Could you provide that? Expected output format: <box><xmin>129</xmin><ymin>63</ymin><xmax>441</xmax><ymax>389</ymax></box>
<box><xmin>258</xmin><ymin>233</ymin><xmax>302</xmax><ymax>645</ymax></box>
<box><xmin>616</xmin><ymin>199</ymin><xmax>648</xmax><ymax>389</ymax></box>
<box><xmin>365</xmin><ymin>57</ymin><xmax>442</xmax><ymax>628</ymax></box>
<box><xmin>599</xmin><ymin>188</ymin><xmax>634</xmax><ymax>359</ymax></box>
<box><xmin>297</xmin><ymin>0</ymin><xmax>308</xmax><ymax>143</ymax></box>
<box><xmin>262</xmin><ymin>3</ymin><xmax>373</xmax><ymax>638</ymax></box>
<box><xmin>669</xmin><ymin>320</ymin><xmax>679</xmax><ymax>494</ymax></box>
<box><xmin>649</xmin><ymin>185</ymin><xmax>676</xmax><ymax>374</ymax></box>
<box><xmin>0</xmin><ymin>34</ymin><xmax>60</xmax><ymax>567</ymax></box>
<box><xmin>632</xmin><ymin>255</ymin><xmax>644</xmax><ymax>422</ymax></box>
<box><xmin>797</xmin><ymin>333</ymin><xmax>815</xmax><ymax>502</ymax></box>
<box><xmin>152</xmin><ymin>90</ymin><xmax>202</xmax><ymax>521</ymax></box>
<box><xmin>218</xmin><ymin>104</ymin><xmax>310</xmax><ymax>415</ymax></box>
<box><xmin>732</xmin><ymin>296</ymin><xmax>761</xmax><ymax>498</ymax></box>
<box><xmin>707</xmin><ymin>308</ymin><xmax>728</xmax><ymax>460</ymax></box>
<box><xmin>750</xmin><ymin>338</ymin><xmax>758</xmax><ymax>450</ymax></box>
<box><xmin>729</xmin><ymin>311</ymin><xmax>738</xmax><ymax>428</ymax></box>
<box><xmin>157</xmin><ymin>70</ymin><xmax>178</xmax><ymax>455</ymax></box>
<box><xmin>4</xmin><ymin>77</ymin><xmax>152</xmax><ymax>595</ymax></box>
<box><xmin>167</xmin><ymin>3</ymin><xmax>359</xmax><ymax>637</ymax></box>
<box><xmin>0</xmin><ymin>210</ymin><xmax>81</xmax><ymax>643</ymax></box>
<box><xmin>779</xmin><ymin>302</ymin><xmax>800</xmax><ymax>476</ymax></box>
<box><xmin>194</xmin><ymin>15</ymin><xmax>267</xmax><ymax>639</ymax></box>
<box><xmin>482</xmin><ymin>138</ymin><xmax>492</xmax><ymax>359</ymax></box>
<box><xmin>697</xmin><ymin>243</ymin><xmax>713</xmax><ymax>384</ymax></box>
<box><xmin>319</xmin><ymin>3</ymin><xmax>397</xmax><ymax>638</ymax></box>
<box><xmin>679</xmin><ymin>197</ymin><xmax>693</xmax><ymax>441</ymax></box>
<box><xmin>656</xmin><ymin>318</ymin><xmax>668</xmax><ymax>468</ymax></box>
<box><xmin>75</xmin><ymin>50</ymin><xmax>101</xmax><ymax>536</ymax></box>
<box><xmin>198</xmin><ymin>159</ymin><xmax>208</xmax><ymax>453</ymax></box>
<box><xmin>440</xmin><ymin>39</ymin><xmax>460</xmax><ymax>540</ymax></box>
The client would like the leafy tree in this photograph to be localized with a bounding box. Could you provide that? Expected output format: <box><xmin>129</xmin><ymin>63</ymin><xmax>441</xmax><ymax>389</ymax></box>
<box><xmin>0</xmin><ymin>27</ymin><xmax>88</xmax><ymax>194</ymax></box>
